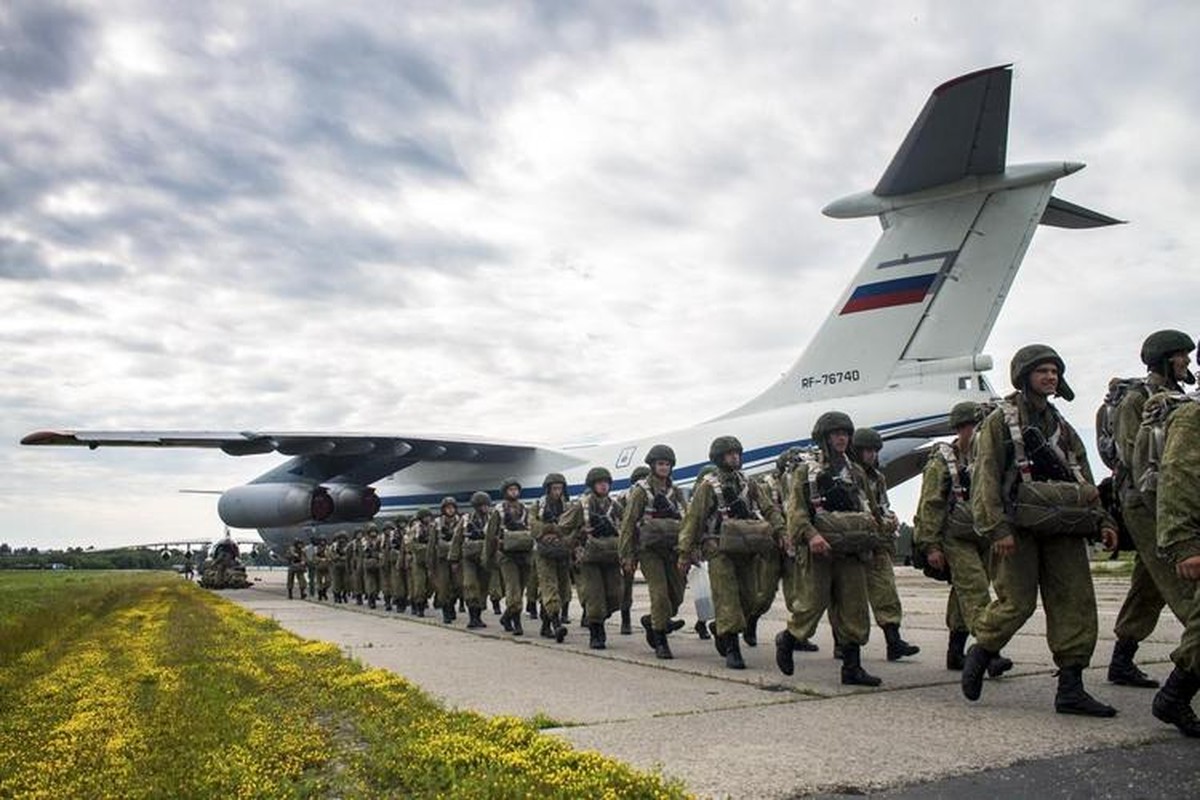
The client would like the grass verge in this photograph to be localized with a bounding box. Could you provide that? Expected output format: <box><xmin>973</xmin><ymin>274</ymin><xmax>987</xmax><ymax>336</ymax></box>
<box><xmin>0</xmin><ymin>572</ymin><xmax>687</xmax><ymax>799</ymax></box>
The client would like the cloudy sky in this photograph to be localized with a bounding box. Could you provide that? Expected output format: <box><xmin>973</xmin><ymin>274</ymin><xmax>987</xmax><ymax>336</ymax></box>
<box><xmin>2</xmin><ymin>1</ymin><xmax>1198</xmax><ymax>550</ymax></box>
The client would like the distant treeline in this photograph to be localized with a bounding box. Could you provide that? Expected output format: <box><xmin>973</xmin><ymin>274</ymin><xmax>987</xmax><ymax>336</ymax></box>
<box><xmin>0</xmin><ymin>544</ymin><xmax>277</xmax><ymax>571</ymax></box>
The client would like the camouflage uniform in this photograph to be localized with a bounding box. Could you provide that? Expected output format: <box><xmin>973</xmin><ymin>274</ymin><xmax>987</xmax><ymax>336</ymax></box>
<box><xmin>385</xmin><ymin>522</ymin><xmax>408</xmax><ymax>613</ymax></box>
<box><xmin>1151</xmin><ymin>398</ymin><xmax>1200</xmax><ymax>736</ymax></box>
<box><xmin>330</xmin><ymin>532</ymin><xmax>350</xmax><ymax>603</ymax></box>
<box><xmin>430</xmin><ymin>499</ymin><xmax>464</xmax><ymax>623</ymax></box>
<box><xmin>485</xmin><ymin>480</ymin><xmax>535</xmax><ymax>635</ymax></box>
<box><xmin>560</xmin><ymin>468</ymin><xmax>624</xmax><ymax>649</ymax></box>
<box><xmin>532</xmin><ymin>475</ymin><xmax>572</xmax><ymax>642</ymax></box>
<box><xmin>407</xmin><ymin>512</ymin><xmax>435</xmax><ymax>616</ymax></box>
<box><xmin>1109</xmin><ymin>332</ymin><xmax>1197</xmax><ymax>686</ymax></box>
<box><xmin>680</xmin><ymin>437</ymin><xmax>784</xmax><ymax>670</ymax></box>
<box><xmin>752</xmin><ymin>454</ymin><xmax>802</xmax><ymax>633</ymax></box>
<box><xmin>361</xmin><ymin>525</ymin><xmax>383</xmax><ymax>609</ymax></box>
<box><xmin>453</xmin><ymin>493</ymin><xmax>492</xmax><ymax>628</ymax></box>
<box><xmin>313</xmin><ymin>540</ymin><xmax>331</xmax><ymax>601</ymax></box>
<box><xmin>774</xmin><ymin>413</ymin><xmax>881</xmax><ymax>685</ymax></box>
<box><xmin>286</xmin><ymin>541</ymin><xmax>307</xmax><ymax>600</ymax></box>
<box><xmin>843</xmin><ymin>428</ymin><xmax>919</xmax><ymax>661</ymax></box>
<box><xmin>620</xmin><ymin>447</ymin><xmax>688</xmax><ymax>659</ymax></box>
<box><xmin>349</xmin><ymin>530</ymin><xmax>365</xmax><ymax>604</ymax></box>
<box><xmin>962</xmin><ymin>345</ymin><xmax>1117</xmax><ymax>716</ymax></box>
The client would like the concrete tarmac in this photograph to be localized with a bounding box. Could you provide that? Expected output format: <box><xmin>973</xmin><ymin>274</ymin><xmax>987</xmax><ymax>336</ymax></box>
<box><xmin>226</xmin><ymin>567</ymin><xmax>1192</xmax><ymax>798</ymax></box>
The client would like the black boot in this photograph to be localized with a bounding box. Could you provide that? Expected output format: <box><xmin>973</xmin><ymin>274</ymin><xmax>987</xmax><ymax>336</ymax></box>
<box><xmin>640</xmin><ymin>615</ymin><xmax>655</xmax><ymax>650</ymax></box>
<box><xmin>511</xmin><ymin>613</ymin><xmax>524</xmax><ymax>636</ymax></box>
<box><xmin>589</xmin><ymin>623</ymin><xmax>606</xmax><ymax>650</ymax></box>
<box><xmin>711</xmin><ymin>623</ymin><xmax>728</xmax><ymax>656</ymax></box>
<box><xmin>696</xmin><ymin>620</ymin><xmax>711</xmax><ymax>640</ymax></box>
<box><xmin>384</xmin><ymin>597</ymin><xmax>393</xmax><ymax>612</ymax></box>
<box><xmin>883</xmin><ymin>623</ymin><xmax>919</xmax><ymax>661</ymax></box>
<box><xmin>1108</xmin><ymin>638</ymin><xmax>1160</xmax><ymax>688</ymax></box>
<box><xmin>467</xmin><ymin>608</ymin><xmax>485</xmax><ymax>629</ymax></box>
<box><xmin>775</xmin><ymin>630</ymin><xmax>797</xmax><ymax>676</ymax></box>
<box><xmin>1054</xmin><ymin>666</ymin><xmax>1118</xmax><ymax>717</ymax></box>
<box><xmin>668</xmin><ymin>618</ymin><xmax>686</xmax><ymax>634</ymax></box>
<box><xmin>946</xmin><ymin>630</ymin><xmax>969</xmax><ymax>671</ymax></box>
<box><xmin>448</xmin><ymin>605</ymin><xmax>457</xmax><ymax>622</ymax></box>
<box><xmin>744</xmin><ymin>615</ymin><xmax>760</xmax><ymax>647</ymax></box>
<box><xmin>561</xmin><ymin>601</ymin><xmax>572</xmax><ymax>624</ymax></box>
<box><xmin>724</xmin><ymin>634</ymin><xmax>746</xmax><ymax>670</ymax></box>
<box><xmin>540</xmin><ymin>613</ymin><xmax>554</xmax><ymax>639</ymax></box>
<box><xmin>553</xmin><ymin>613</ymin><xmax>567</xmax><ymax>644</ymax></box>
<box><xmin>526</xmin><ymin>599</ymin><xmax>538</xmax><ymax>620</ymax></box>
<box><xmin>988</xmin><ymin>653</ymin><xmax>1015</xmax><ymax>678</ymax></box>
<box><xmin>841</xmin><ymin>643</ymin><xmax>882</xmax><ymax>686</ymax></box>
<box><xmin>654</xmin><ymin>630</ymin><xmax>674</xmax><ymax>660</ymax></box>
<box><xmin>300</xmin><ymin>588</ymin><xmax>306</xmax><ymax>600</ymax></box>
<box><xmin>961</xmin><ymin>644</ymin><xmax>995</xmax><ymax>701</ymax></box>
<box><xmin>500</xmin><ymin>609</ymin><xmax>513</xmax><ymax>632</ymax></box>
<box><xmin>1152</xmin><ymin>667</ymin><xmax>1200</xmax><ymax>737</ymax></box>
<box><xmin>442</xmin><ymin>606</ymin><xmax>454</xmax><ymax>624</ymax></box>
<box><xmin>795</xmin><ymin>638</ymin><xmax>819</xmax><ymax>652</ymax></box>
<box><xmin>288</xmin><ymin>589</ymin><xmax>293</xmax><ymax>600</ymax></box>
<box><xmin>367</xmin><ymin>594</ymin><xmax>376</xmax><ymax>609</ymax></box>
<box><xmin>620</xmin><ymin>609</ymin><xmax>632</xmax><ymax>636</ymax></box>
<box><xmin>458</xmin><ymin>598</ymin><xmax>466</xmax><ymax>613</ymax></box>
<box><xmin>491</xmin><ymin>597</ymin><xmax>502</xmax><ymax>615</ymax></box>
<box><xmin>416</xmin><ymin>602</ymin><xmax>426</xmax><ymax>618</ymax></box>
<box><xmin>356</xmin><ymin>594</ymin><xmax>363</xmax><ymax>606</ymax></box>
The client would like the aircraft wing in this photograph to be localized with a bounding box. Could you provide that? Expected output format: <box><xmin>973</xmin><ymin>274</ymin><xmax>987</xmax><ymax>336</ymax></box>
<box><xmin>21</xmin><ymin>430</ymin><xmax>539</xmax><ymax>462</ymax></box>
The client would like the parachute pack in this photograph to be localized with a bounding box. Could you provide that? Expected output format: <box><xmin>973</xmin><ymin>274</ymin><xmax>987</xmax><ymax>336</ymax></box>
<box><xmin>1132</xmin><ymin>391</ymin><xmax>1200</xmax><ymax>498</ymax></box>
<box><xmin>1095</xmin><ymin>377</ymin><xmax>1146</xmax><ymax>471</ymax></box>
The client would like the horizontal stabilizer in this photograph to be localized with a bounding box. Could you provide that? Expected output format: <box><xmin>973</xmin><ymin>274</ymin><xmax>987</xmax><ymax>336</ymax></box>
<box><xmin>1039</xmin><ymin>195</ymin><xmax>1125</xmax><ymax>228</ymax></box>
<box><xmin>875</xmin><ymin>65</ymin><xmax>1011</xmax><ymax>197</ymax></box>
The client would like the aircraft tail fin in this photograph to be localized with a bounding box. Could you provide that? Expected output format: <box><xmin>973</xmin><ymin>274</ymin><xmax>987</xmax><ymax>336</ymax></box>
<box><xmin>722</xmin><ymin>65</ymin><xmax>1120</xmax><ymax>419</ymax></box>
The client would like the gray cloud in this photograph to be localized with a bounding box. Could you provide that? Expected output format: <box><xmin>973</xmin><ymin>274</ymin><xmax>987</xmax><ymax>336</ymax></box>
<box><xmin>0</xmin><ymin>236</ymin><xmax>50</xmax><ymax>280</ymax></box>
<box><xmin>0</xmin><ymin>1</ymin><xmax>94</xmax><ymax>101</ymax></box>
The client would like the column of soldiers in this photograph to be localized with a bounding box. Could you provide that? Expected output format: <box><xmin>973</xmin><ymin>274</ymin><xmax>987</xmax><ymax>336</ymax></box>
<box><xmin>276</xmin><ymin>335</ymin><xmax>1200</xmax><ymax>736</ymax></box>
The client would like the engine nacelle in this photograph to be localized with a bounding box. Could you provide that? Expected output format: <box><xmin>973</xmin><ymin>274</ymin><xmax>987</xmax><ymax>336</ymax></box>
<box><xmin>323</xmin><ymin>484</ymin><xmax>382</xmax><ymax>522</ymax></box>
<box><xmin>217</xmin><ymin>483</ymin><xmax>334</xmax><ymax>529</ymax></box>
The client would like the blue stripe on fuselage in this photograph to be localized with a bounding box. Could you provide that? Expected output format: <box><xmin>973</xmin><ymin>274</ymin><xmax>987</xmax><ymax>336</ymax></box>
<box><xmin>376</xmin><ymin>412</ymin><xmax>944</xmax><ymax>509</ymax></box>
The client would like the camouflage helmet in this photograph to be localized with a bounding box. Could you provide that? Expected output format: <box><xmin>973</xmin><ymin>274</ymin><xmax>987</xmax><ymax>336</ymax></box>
<box><xmin>416</xmin><ymin>508</ymin><xmax>433</xmax><ymax>520</ymax></box>
<box><xmin>585</xmin><ymin>466</ymin><xmax>613</xmax><ymax>488</ymax></box>
<box><xmin>1009</xmin><ymin>344</ymin><xmax>1074</xmax><ymax>401</ymax></box>
<box><xmin>440</xmin><ymin>496</ymin><xmax>458</xmax><ymax>510</ymax></box>
<box><xmin>696</xmin><ymin>464</ymin><xmax>718</xmax><ymax>481</ymax></box>
<box><xmin>470</xmin><ymin>491</ymin><xmax>491</xmax><ymax>508</ymax></box>
<box><xmin>851</xmin><ymin>427</ymin><xmax>883</xmax><ymax>451</ymax></box>
<box><xmin>708</xmin><ymin>435</ymin><xmax>744</xmax><ymax>464</ymax></box>
<box><xmin>630</xmin><ymin>465</ymin><xmax>651</xmax><ymax>482</ymax></box>
<box><xmin>542</xmin><ymin>472</ymin><xmax>567</xmax><ymax>489</ymax></box>
<box><xmin>499</xmin><ymin>477</ymin><xmax>522</xmax><ymax>494</ymax></box>
<box><xmin>775</xmin><ymin>446</ymin><xmax>802</xmax><ymax>473</ymax></box>
<box><xmin>644</xmin><ymin>444</ymin><xmax>677</xmax><ymax>467</ymax></box>
<box><xmin>1140</xmin><ymin>329</ymin><xmax>1195</xmax><ymax>369</ymax></box>
<box><xmin>948</xmin><ymin>401</ymin><xmax>984</xmax><ymax>429</ymax></box>
<box><xmin>812</xmin><ymin>411</ymin><xmax>855</xmax><ymax>443</ymax></box>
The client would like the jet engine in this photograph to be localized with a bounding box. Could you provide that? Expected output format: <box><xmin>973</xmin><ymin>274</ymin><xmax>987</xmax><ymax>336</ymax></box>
<box><xmin>323</xmin><ymin>484</ymin><xmax>382</xmax><ymax>522</ymax></box>
<box><xmin>217</xmin><ymin>483</ymin><xmax>334</xmax><ymax>529</ymax></box>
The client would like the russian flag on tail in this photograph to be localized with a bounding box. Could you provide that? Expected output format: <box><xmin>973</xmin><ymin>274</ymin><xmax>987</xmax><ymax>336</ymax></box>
<box><xmin>840</xmin><ymin>273</ymin><xmax>938</xmax><ymax>314</ymax></box>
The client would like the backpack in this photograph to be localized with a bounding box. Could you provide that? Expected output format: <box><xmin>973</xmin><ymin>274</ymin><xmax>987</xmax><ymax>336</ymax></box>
<box><xmin>1095</xmin><ymin>377</ymin><xmax>1145</xmax><ymax>470</ymax></box>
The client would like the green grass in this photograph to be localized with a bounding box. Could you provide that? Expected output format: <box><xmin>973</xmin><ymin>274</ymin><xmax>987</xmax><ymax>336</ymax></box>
<box><xmin>0</xmin><ymin>572</ymin><xmax>687</xmax><ymax>799</ymax></box>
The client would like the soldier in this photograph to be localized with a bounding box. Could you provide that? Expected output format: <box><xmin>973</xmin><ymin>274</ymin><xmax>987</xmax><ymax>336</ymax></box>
<box><xmin>913</xmin><ymin>402</ymin><xmax>1015</xmax><ymax>674</ymax></box>
<box><xmin>614</xmin><ymin>466</ymin><xmax>651</xmax><ymax>635</ymax></box>
<box><xmin>361</xmin><ymin>523</ymin><xmax>383</xmax><ymax>609</ymax></box>
<box><xmin>680</xmin><ymin>436</ymin><xmax>784</xmax><ymax>670</ymax></box>
<box><xmin>561</xmin><ymin>467</ymin><xmax>625</xmax><ymax>649</ymax></box>
<box><xmin>620</xmin><ymin>445</ymin><xmax>688</xmax><ymax>659</ymax></box>
<box><xmin>1150</xmin><ymin>391</ymin><xmax>1200</xmax><ymax>737</ymax></box>
<box><xmin>1107</xmin><ymin>330</ymin><xmax>1197</xmax><ymax>688</ymax></box>
<box><xmin>407</xmin><ymin>510</ymin><xmax>435</xmax><ymax>617</ymax></box>
<box><xmin>304</xmin><ymin>534</ymin><xmax>317</xmax><ymax>593</ymax></box>
<box><xmin>386</xmin><ymin>519</ymin><xmax>409</xmax><ymax>613</ymax></box>
<box><xmin>330</xmin><ymin>531</ymin><xmax>350</xmax><ymax>603</ymax></box>
<box><xmin>182</xmin><ymin>549</ymin><xmax>195</xmax><ymax>581</ymax></box>
<box><xmin>454</xmin><ymin>492</ymin><xmax>492</xmax><ymax>628</ymax></box>
<box><xmin>532</xmin><ymin>473</ymin><xmax>572</xmax><ymax>643</ymax></box>
<box><xmin>431</xmin><ymin>497</ymin><xmax>464</xmax><ymax>624</ymax></box>
<box><xmin>485</xmin><ymin>478</ymin><xmax>535</xmax><ymax>636</ymax></box>
<box><xmin>349</xmin><ymin>528</ymin><xmax>365</xmax><ymax>605</ymax></box>
<box><xmin>774</xmin><ymin>413</ymin><xmax>884</xmax><ymax>686</ymax></box>
<box><xmin>843</xmin><ymin>427</ymin><xmax>919</xmax><ymax>661</ymax></box>
<box><xmin>286</xmin><ymin>539</ymin><xmax>307</xmax><ymax>600</ymax></box>
<box><xmin>962</xmin><ymin>345</ymin><xmax>1119</xmax><ymax>716</ymax></box>
<box><xmin>313</xmin><ymin>537</ymin><xmax>331</xmax><ymax>601</ymax></box>
<box><xmin>751</xmin><ymin>448</ymin><xmax>802</xmax><ymax>646</ymax></box>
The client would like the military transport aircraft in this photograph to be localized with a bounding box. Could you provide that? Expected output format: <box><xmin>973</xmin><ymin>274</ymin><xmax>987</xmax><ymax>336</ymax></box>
<box><xmin>22</xmin><ymin>65</ymin><xmax>1121</xmax><ymax>553</ymax></box>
